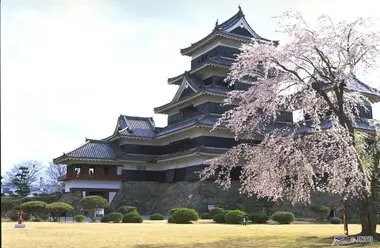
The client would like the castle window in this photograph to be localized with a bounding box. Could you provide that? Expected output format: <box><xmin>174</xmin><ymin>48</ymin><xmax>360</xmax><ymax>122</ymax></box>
<box><xmin>89</xmin><ymin>167</ymin><xmax>95</xmax><ymax>177</ymax></box>
<box><xmin>74</xmin><ymin>167</ymin><xmax>81</xmax><ymax>178</ymax></box>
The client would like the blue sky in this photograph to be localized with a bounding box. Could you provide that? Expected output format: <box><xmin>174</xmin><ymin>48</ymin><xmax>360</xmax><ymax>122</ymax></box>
<box><xmin>2</xmin><ymin>0</ymin><xmax>379</xmax><ymax>174</ymax></box>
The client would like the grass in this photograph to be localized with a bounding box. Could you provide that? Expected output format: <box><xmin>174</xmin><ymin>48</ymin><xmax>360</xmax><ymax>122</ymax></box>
<box><xmin>2</xmin><ymin>220</ymin><xmax>380</xmax><ymax>248</ymax></box>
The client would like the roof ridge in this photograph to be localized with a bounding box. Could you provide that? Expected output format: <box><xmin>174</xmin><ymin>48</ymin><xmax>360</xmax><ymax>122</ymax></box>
<box><xmin>85</xmin><ymin>138</ymin><xmax>109</xmax><ymax>144</ymax></box>
<box><xmin>119</xmin><ymin>114</ymin><xmax>153</xmax><ymax>120</ymax></box>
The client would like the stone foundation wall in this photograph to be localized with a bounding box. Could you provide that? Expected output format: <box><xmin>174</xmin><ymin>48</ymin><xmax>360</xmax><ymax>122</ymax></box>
<box><xmin>58</xmin><ymin>191</ymin><xmax>83</xmax><ymax>209</ymax></box>
<box><xmin>111</xmin><ymin>181</ymin><xmax>359</xmax><ymax>219</ymax></box>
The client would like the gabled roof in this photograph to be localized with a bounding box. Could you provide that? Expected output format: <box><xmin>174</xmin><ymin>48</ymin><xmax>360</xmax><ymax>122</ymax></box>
<box><xmin>180</xmin><ymin>6</ymin><xmax>279</xmax><ymax>56</ymax></box>
<box><xmin>114</xmin><ymin>115</ymin><xmax>157</xmax><ymax>139</ymax></box>
<box><xmin>168</xmin><ymin>57</ymin><xmax>234</xmax><ymax>85</ymax></box>
<box><xmin>154</xmin><ymin>83</ymin><xmax>231</xmax><ymax>114</ymax></box>
<box><xmin>53</xmin><ymin>139</ymin><xmax>116</xmax><ymax>164</ymax></box>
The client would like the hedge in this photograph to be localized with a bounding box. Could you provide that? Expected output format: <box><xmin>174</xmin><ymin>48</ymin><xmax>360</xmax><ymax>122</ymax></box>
<box><xmin>225</xmin><ymin>210</ymin><xmax>246</xmax><ymax>224</ymax></box>
<box><xmin>122</xmin><ymin>211</ymin><xmax>141</xmax><ymax>223</ymax></box>
<box><xmin>75</xmin><ymin>214</ymin><xmax>86</xmax><ymax>222</ymax></box>
<box><xmin>330</xmin><ymin>217</ymin><xmax>342</xmax><ymax>224</ymax></box>
<box><xmin>170</xmin><ymin>208</ymin><xmax>199</xmax><ymax>224</ymax></box>
<box><xmin>210</xmin><ymin>207</ymin><xmax>224</xmax><ymax>217</ymax></box>
<box><xmin>200</xmin><ymin>212</ymin><xmax>213</xmax><ymax>219</ymax></box>
<box><xmin>108</xmin><ymin>212</ymin><xmax>123</xmax><ymax>223</ymax></box>
<box><xmin>117</xmin><ymin>206</ymin><xmax>137</xmax><ymax>215</ymax></box>
<box><xmin>272</xmin><ymin>212</ymin><xmax>295</xmax><ymax>224</ymax></box>
<box><xmin>149</xmin><ymin>213</ymin><xmax>165</xmax><ymax>220</ymax></box>
<box><xmin>248</xmin><ymin>212</ymin><xmax>269</xmax><ymax>224</ymax></box>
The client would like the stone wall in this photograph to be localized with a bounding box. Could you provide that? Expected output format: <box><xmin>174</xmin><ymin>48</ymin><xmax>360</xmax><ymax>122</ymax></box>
<box><xmin>111</xmin><ymin>181</ymin><xmax>358</xmax><ymax>219</ymax></box>
<box><xmin>58</xmin><ymin>191</ymin><xmax>83</xmax><ymax>209</ymax></box>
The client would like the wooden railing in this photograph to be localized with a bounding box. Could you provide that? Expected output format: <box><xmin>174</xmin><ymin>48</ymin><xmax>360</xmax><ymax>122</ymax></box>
<box><xmin>58</xmin><ymin>175</ymin><xmax>123</xmax><ymax>181</ymax></box>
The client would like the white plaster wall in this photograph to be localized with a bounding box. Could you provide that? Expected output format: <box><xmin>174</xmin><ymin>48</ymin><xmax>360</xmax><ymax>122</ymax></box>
<box><xmin>118</xmin><ymin>128</ymin><xmax>234</xmax><ymax>146</ymax></box>
<box><xmin>109</xmin><ymin>192</ymin><xmax>117</xmax><ymax>203</ymax></box>
<box><xmin>64</xmin><ymin>180</ymin><xmax>122</xmax><ymax>192</ymax></box>
<box><xmin>123</xmin><ymin>156</ymin><xmax>209</xmax><ymax>171</ymax></box>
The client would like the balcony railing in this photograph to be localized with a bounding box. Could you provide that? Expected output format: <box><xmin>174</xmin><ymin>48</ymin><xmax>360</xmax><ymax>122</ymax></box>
<box><xmin>58</xmin><ymin>174</ymin><xmax>123</xmax><ymax>181</ymax></box>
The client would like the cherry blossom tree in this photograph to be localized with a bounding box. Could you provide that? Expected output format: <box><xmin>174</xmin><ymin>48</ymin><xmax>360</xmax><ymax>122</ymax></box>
<box><xmin>200</xmin><ymin>11</ymin><xmax>380</xmax><ymax>238</ymax></box>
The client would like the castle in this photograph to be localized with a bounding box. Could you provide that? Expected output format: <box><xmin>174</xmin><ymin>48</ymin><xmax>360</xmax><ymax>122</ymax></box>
<box><xmin>54</xmin><ymin>7</ymin><xmax>379</xmax><ymax>214</ymax></box>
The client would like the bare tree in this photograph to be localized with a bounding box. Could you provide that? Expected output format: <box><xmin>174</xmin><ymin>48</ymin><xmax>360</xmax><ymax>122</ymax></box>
<box><xmin>3</xmin><ymin>160</ymin><xmax>43</xmax><ymax>186</ymax></box>
<box><xmin>45</xmin><ymin>162</ymin><xmax>66</xmax><ymax>192</ymax></box>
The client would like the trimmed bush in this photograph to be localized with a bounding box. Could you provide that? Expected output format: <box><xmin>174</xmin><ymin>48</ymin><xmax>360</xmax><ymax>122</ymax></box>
<box><xmin>225</xmin><ymin>210</ymin><xmax>246</xmax><ymax>224</ymax></box>
<box><xmin>1</xmin><ymin>201</ymin><xmax>15</xmax><ymax>217</ymax></box>
<box><xmin>122</xmin><ymin>211</ymin><xmax>141</xmax><ymax>223</ymax></box>
<box><xmin>131</xmin><ymin>215</ymin><xmax>143</xmax><ymax>223</ymax></box>
<box><xmin>210</xmin><ymin>207</ymin><xmax>224</xmax><ymax>217</ymax></box>
<box><xmin>108</xmin><ymin>212</ymin><xmax>123</xmax><ymax>223</ymax></box>
<box><xmin>74</xmin><ymin>214</ymin><xmax>86</xmax><ymax>222</ymax></box>
<box><xmin>22</xmin><ymin>196</ymin><xmax>56</xmax><ymax>204</ymax></box>
<box><xmin>171</xmin><ymin>208</ymin><xmax>199</xmax><ymax>224</ymax></box>
<box><xmin>213</xmin><ymin>213</ymin><xmax>226</xmax><ymax>223</ymax></box>
<box><xmin>45</xmin><ymin>202</ymin><xmax>73</xmax><ymax>221</ymax></box>
<box><xmin>201</xmin><ymin>212</ymin><xmax>213</xmax><ymax>219</ymax></box>
<box><xmin>100</xmin><ymin>215</ymin><xmax>109</xmax><ymax>223</ymax></box>
<box><xmin>21</xmin><ymin>201</ymin><xmax>47</xmax><ymax>217</ymax></box>
<box><xmin>272</xmin><ymin>212</ymin><xmax>295</xmax><ymax>224</ymax></box>
<box><xmin>117</xmin><ymin>206</ymin><xmax>137</xmax><ymax>215</ymax></box>
<box><xmin>168</xmin><ymin>216</ymin><xmax>175</xmax><ymax>223</ymax></box>
<box><xmin>248</xmin><ymin>212</ymin><xmax>269</xmax><ymax>224</ymax></box>
<box><xmin>79</xmin><ymin>196</ymin><xmax>109</xmax><ymax>220</ymax></box>
<box><xmin>330</xmin><ymin>217</ymin><xmax>342</xmax><ymax>224</ymax></box>
<box><xmin>150</xmin><ymin>213</ymin><xmax>165</xmax><ymax>220</ymax></box>
<box><xmin>169</xmin><ymin>208</ymin><xmax>180</xmax><ymax>216</ymax></box>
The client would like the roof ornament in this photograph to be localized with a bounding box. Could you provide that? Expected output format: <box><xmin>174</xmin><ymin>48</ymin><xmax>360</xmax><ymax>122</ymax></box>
<box><xmin>213</xmin><ymin>19</ymin><xmax>219</xmax><ymax>31</ymax></box>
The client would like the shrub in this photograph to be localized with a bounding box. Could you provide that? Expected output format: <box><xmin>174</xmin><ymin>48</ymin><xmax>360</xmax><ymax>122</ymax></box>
<box><xmin>377</xmin><ymin>214</ymin><xmax>380</xmax><ymax>224</ymax></box>
<box><xmin>74</xmin><ymin>214</ymin><xmax>86</xmax><ymax>222</ymax></box>
<box><xmin>22</xmin><ymin>196</ymin><xmax>56</xmax><ymax>204</ymax></box>
<box><xmin>122</xmin><ymin>211</ymin><xmax>141</xmax><ymax>223</ymax></box>
<box><xmin>330</xmin><ymin>217</ymin><xmax>342</xmax><ymax>224</ymax></box>
<box><xmin>45</xmin><ymin>202</ymin><xmax>73</xmax><ymax>221</ymax></box>
<box><xmin>310</xmin><ymin>204</ymin><xmax>329</xmax><ymax>220</ymax></box>
<box><xmin>272</xmin><ymin>212</ymin><xmax>295</xmax><ymax>224</ymax></box>
<box><xmin>100</xmin><ymin>215</ymin><xmax>109</xmax><ymax>223</ymax></box>
<box><xmin>171</xmin><ymin>208</ymin><xmax>199</xmax><ymax>224</ymax></box>
<box><xmin>21</xmin><ymin>201</ymin><xmax>47</xmax><ymax>217</ymax></box>
<box><xmin>213</xmin><ymin>213</ymin><xmax>226</xmax><ymax>223</ymax></box>
<box><xmin>40</xmin><ymin>214</ymin><xmax>49</xmax><ymax>221</ymax></box>
<box><xmin>201</xmin><ymin>212</ymin><xmax>213</xmax><ymax>219</ymax></box>
<box><xmin>225</xmin><ymin>210</ymin><xmax>246</xmax><ymax>224</ymax></box>
<box><xmin>131</xmin><ymin>215</ymin><xmax>143</xmax><ymax>223</ymax></box>
<box><xmin>210</xmin><ymin>207</ymin><xmax>224</xmax><ymax>217</ymax></box>
<box><xmin>248</xmin><ymin>212</ymin><xmax>269</xmax><ymax>224</ymax></box>
<box><xmin>108</xmin><ymin>212</ymin><xmax>123</xmax><ymax>223</ymax></box>
<box><xmin>168</xmin><ymin>216</ymin><xmax>175</xmax><ymax>223</ymax></box>
<box><xmin>150</xmin><ymin>213</ymin><xmax>165</xmax><ymax>220</ymax></box>
<box><xmin>10</xmin><ymin>214</ymin><xmax>18</xmax><ymax>222</ymax></box>
<box><xmin>22</xmin><ymin>214</ymin><xmax>30</xmax><ymax>221</ymax></box>
<box><xmin>117</xmin><ymin>206</ymin><xmax>137</xmax><ymax>215</ymax></box>
<box><xmin>169</xmin><ymin>208</ymin><xmax>180</xmax><ymax>216</ymax></box>
<box><xmin>79</xmin><ymin>196</ymin><xmax>109</xmax><ymax>220</ymax></box>
<box><xmin>1</xmin><ymin>201</ymin><xmax>15</xmax><ymax>217</ymax></box>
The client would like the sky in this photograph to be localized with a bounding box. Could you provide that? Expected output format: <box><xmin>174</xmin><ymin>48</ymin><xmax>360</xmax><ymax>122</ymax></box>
<box><xmin>2</xmin><ymin>0</ymin><xmax>380</xmax><ymax>174</ymax></box>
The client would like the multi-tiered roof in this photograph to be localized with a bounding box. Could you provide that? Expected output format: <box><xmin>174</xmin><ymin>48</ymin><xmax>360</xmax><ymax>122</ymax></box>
<box><xmin>54</xmin><ymin>7</ymin><xmax>380</xmax><ymax>166</ymax></box>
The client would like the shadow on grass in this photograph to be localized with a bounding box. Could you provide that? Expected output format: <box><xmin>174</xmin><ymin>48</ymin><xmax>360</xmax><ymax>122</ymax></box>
<box><xmin>133</xmin><ymin>236</ymin><xmax>331</xmax><ymax>248</ymax></box>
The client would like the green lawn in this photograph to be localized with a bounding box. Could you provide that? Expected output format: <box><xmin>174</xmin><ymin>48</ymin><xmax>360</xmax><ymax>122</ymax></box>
<box><xmin>2</xmin><ymin>221</ymin><xmax>380</xmax><ymax>248</ymax></box>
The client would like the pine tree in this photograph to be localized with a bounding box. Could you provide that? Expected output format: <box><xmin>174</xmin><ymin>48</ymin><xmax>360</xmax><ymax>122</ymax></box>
<box><xmin>13</xmin><ymin>166</ymin><xmax>30</xmax><ymax>196</ymax></box>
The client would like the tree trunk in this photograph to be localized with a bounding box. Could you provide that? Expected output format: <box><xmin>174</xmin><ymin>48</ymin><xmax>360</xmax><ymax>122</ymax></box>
<box><xmin>357</xmin><ymin>197</ymin><xmax>378</xmax><ymax>239</ymax></box>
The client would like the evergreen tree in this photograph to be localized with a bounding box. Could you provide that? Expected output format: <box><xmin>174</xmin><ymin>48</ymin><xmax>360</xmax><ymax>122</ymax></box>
<box><xmin>13</xmin><ymin>167</ymin><xmax>30</xmax><ymax>196</ymax></box>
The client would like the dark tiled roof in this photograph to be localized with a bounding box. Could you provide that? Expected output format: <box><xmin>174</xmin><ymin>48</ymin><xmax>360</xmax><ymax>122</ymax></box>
<box><xmin>346</xmin><ymin>77</ymin><xmax>380</xmax><ymax>99</ymax></box>
<box><xmin>180</xmin><ymin>7</ymin><xmax>278</xmax><ymax>56</ymax></box>
<box><xmin>156</xmin><ymin>114</ymin><xmax>224</xmax><ymax>137</ymax></box>
<box><xmin>117</xmin><ymin>115</ymin><xmax>156</xmax><ymax>138</ymax></box>
<box><xmin>66</xmin><ymin>140</ymin><xmax>115</xmax><ymax>159</ymax></box>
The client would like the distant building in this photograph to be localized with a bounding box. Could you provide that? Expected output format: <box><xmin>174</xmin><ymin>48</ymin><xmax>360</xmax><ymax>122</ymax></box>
<box><xmin>53</xmin><ymin>7</ymin><xmax>380</xmax><ymax>207</ymax></box>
